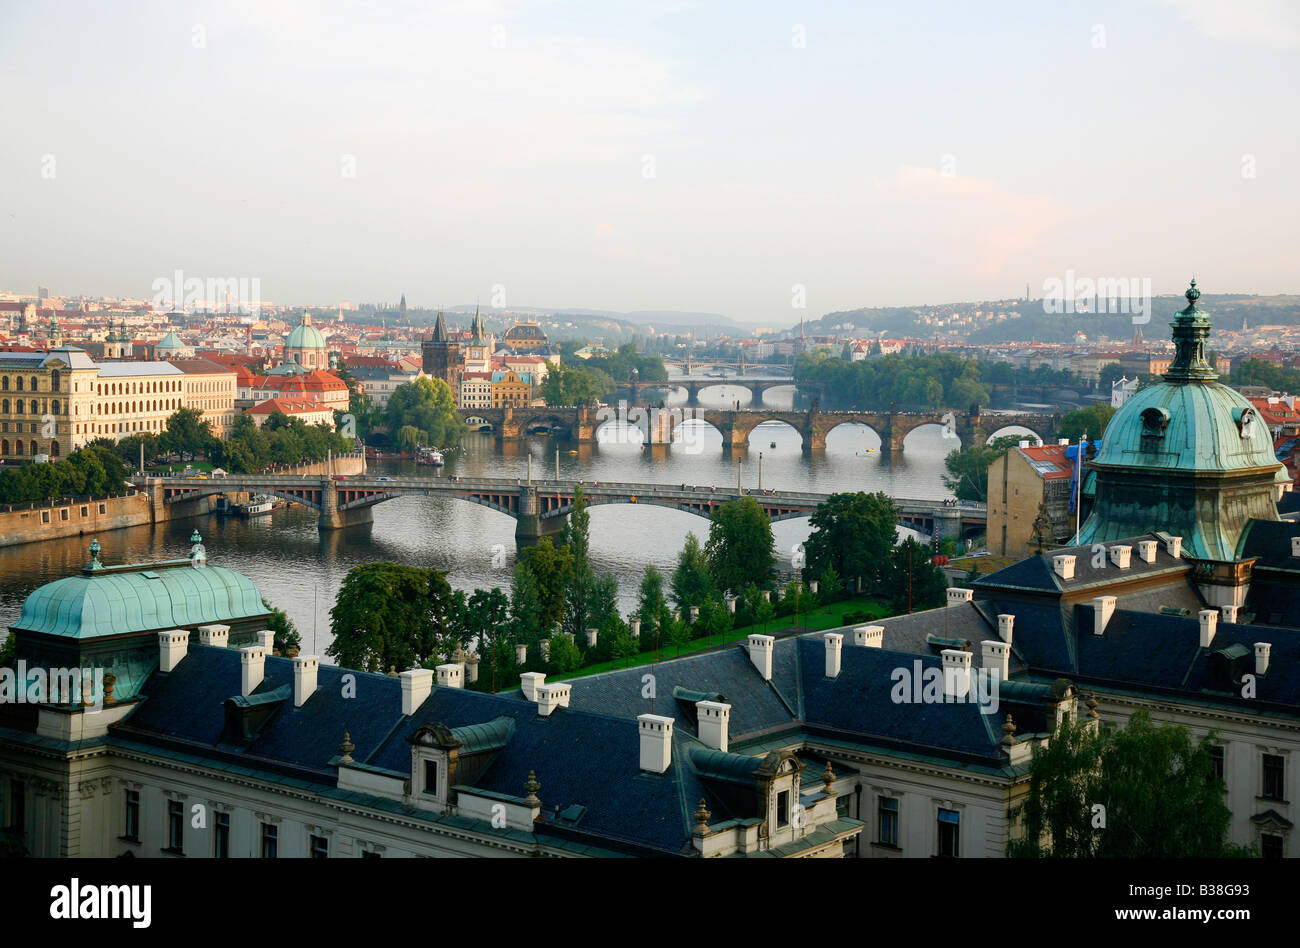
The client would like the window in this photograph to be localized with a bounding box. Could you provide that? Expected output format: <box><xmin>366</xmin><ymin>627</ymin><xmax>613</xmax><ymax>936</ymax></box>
<box><xmin>937</xmin><ymin>808</ymin><xmax>960</xmax><ymax>858</ymax></box>
<box><xmin>310</xmin><ymin>835</ymin><xmax>329</xmax><ymax>859</ymax></box>
<box><xmin>776</xmin><ymin>789</ymin><xmax>789</xmax><ymax>827</ymax></box>
<box><xmin>166</xmin><ymin>800</ymin><xmax>184</xmax><ymax>853</ymax></box>
<box><xmin>214</xmin><ymin>812</ymin><xmax>229</xmax><ymax>858</ymax></box>
<box><xmin>878</xmin><ymin>797</ymin><xmax>899</xmax><ymax>846</ymax></box>
<box><xmin>1263</xmin><ymin>754</ymin><xmax>1285</xmax><ymax>801</ymax></box>
<box><xmin>260</xmin><ymin>823</ymin><xmax>277</xmax><ymax>858</ymax></box>
<box><xmin>1262</xmin><ymin>833</ymin><xmax>1284</xmax><ymax>859</ymax></box>
<box><xmin>423</xmin><ymin>759</ymin><xmax>438</xmax><ymax>796</ymax></box>
<box><xmin>1209</xmin><ymin>745</ymin><xmax>1225</xmax><ymax>784</ymax></box>
<box><xmin>123</xmin><ymin>789</ymin><xmax>139</xmax><ymax>840</ymax></box>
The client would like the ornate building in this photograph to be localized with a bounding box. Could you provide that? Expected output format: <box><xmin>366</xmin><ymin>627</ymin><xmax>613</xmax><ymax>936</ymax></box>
<box><xmin>282</xmin><ymin>314</ymin><xmax>329</xmax><ymax>370</ymax></box>
<box><xmin>420</xmin><ymin>312</ymin><xmax>460</xmax><ymax>390</ymax></box>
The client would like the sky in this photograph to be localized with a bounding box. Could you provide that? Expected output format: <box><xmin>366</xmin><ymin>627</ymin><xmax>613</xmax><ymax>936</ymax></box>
<box><xmin>0</xmin><ymin>0</ymin><xmax>1297</xmax><ymax>325</ymax></box>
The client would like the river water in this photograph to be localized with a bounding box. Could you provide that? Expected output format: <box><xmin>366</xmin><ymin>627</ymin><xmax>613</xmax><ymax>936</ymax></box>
<box><xmin>0</xmin><ymin>384</ymin><xmax>1039</xmax><ymax>653</ymax></box>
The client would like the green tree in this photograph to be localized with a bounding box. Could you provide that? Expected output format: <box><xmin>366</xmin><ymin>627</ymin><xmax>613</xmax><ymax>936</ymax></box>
<box><xmin>397</xmin><ymin>425</ymin><xmax>427</xmax><ymax>450</ymax></box>
<box><xmin>519</xmin><ymin>537</ymin><xmax>573</xmax><ymax>631</ymax></box>
<box><xmin>636</xmin><ymin>566</ymin><xmax>672</xmax><ymax>650</ymax></box>
<box><xmin>705</xmin><ymin>497</ymin><xmax>775</xmax><ymax>593</ymax></box>
<box><xmin>941</xmin><ymin>434</ymin><xmax>1023</xmax><ymax>502</ymax></box>
<box><xmin>539</xmin><ymin>362</ymin><xmax>611</xmax><ymax>406</ymax></box>
<box><xmin>162</xmin><ymin>406</ymin><xmax>217</xmax><ymax>457</ymax></box>
<box><xmin>816</xmin><ymin>562</ymin><xmax>843</xmax><ymax>603</ymax></box>
<box><xmin>547</xmin><ymin>632</ymin><xmax>582</xmax><ymax>673</ymax></box>
<box><xmin>671</xmin><ymin>531</ymin><xmax>714</xmax><ymax>612</ymax></box>
<box><xmin>1009</xmin><ymin>711</ymin><xmax>1251</xmax><ymax>858</ymax></box>
<box><xmin>887</xmin><ymin>537</ymin><xmax>947</xmax><ymax>612</ymax></box>
<box><xmin>1059</xmin><ymin>402</ymin><xmax>1117</xmax><ymax>444</ymax></box>
<box><xmin>385</xmin><ymin>376</ymin><xmax>465</xmax><ymax>448</ymax></box>
<box><xmin>264</xmin><ymin>600</ymin><xmax>301</xmax><ymax>654</ymax></box>
<box><xmin>560</xmin><ymin>487</ymin><xmax>594</xmax><ymax>640</ymax></box>
<box><xmin>804</xmin><ymin>492</ymin><xmax>899</xmax><ymax>592</ymax></box>
<box><xmin>509</xmin><ymin>562</ymin><xmax>544</xmax><ymax>646</ymax></box>
<box><xmin>326</xmin><ymin>562</ymin><xmax>455</xmax><ymax>672</ymax></box>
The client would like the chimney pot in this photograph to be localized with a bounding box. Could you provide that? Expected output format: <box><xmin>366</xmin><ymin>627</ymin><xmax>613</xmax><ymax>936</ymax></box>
<box><xmin>240</xmin><ymin>645</ymin><xmax>267</xmax><ymax>696</ymax></box>
<box><xmin>256</xmin><ymin>629</ymin><xmax>275</xmax><ymax>651</ymax></box>
<box><xmin>1166</xmin><ymin>535</ymin><xmax>1183</xmax><ymax>558</ymax></box>
<box><xmin>997</xmin><ymin>614</ymin><xmax>1015</xmax><ymax>644</ymax></box>
<box><xmin>535</xmin><ymin>682</ymin><xmax>571</xmax><ymax>716</ymax></box>
<box><xmin>1220</xmin><ymin>603</ymin><xmax>1241</xmax><ymax>624</ymax></box>
<box><xmin>696</xmin><ymin>700</ymin><xmax>730</xmax><ymax>752</ymax></box>
<box><xmin>982</xmin><ymin>640</ymin><xmax>1010</xmax><ymax>680</ymax></box>
<box><xmin>292</xmin><ymin>655</ymin><xmax>319</xmax><ymax>707</ymax></box>
<box><xmin>1198</xmin><ymin>609</ymin><xmax>1218</xmax><ymax>648</ymax></box>
<box><xmin>436</xmin><ymin>663</ymin><xmax>463</xmax><ymax>689</ymax></box>
<box><xmin>638</xmin><ymin>714</ymin><xmax>674</xmax><ymax>773</ymax></box>
<box><xmin>1137</xmin><ymin>540</ymin><xmax>1159</xmax><ymax>563</ymax></box>
<box><xmin>1108</xmin><ymin>544</ymin><xmax>1132</xmax><ymax>569</ymax></box>
<box><xmin>941</xmin><ymin>649</ymin><xmax>972</xmax><ymax>699</ymax></box>
<box><xmin>196</xmin><ymin>624</ymin><xmax>230</xmax><ymax>647</ymax></box>
<box><xmin>1093</xmin><ymin>595</ymin><xmax>1117</xmax><ymax>635</ymax></box>
<box><xmin>1052</xmin><ymin>554</ymin><xmax>1077</xmax><ymax>580</ymax></box>
<box><xmin>946</xmin><ymin>587</ymin><xmax>974</xmax><ymax>606</ymax></box>
<box><xmin>747</xmin><ymin>634</ymin><xmax>774</xmax><ymax>681</ymax></box>
<box><xmin>400</xmin><ymin>668</ymin><xmax>433</xmax><ymax>715</ymax></box>
<box><xmin>824</xmin><ymin>632</ymin><xmax>843</xmax><ymax>678</ymax></box>
<box><xmin>1255</xmin><ymin>642</ymin><xmax>1272</xmax><ymax>675</ymax></box>
<box><xmin>1292</xmin><ymin>537</ymin><xmax>1300</xmax><ymax>558</ymax></box>
<box><xmin>158</xmin><ymin>629</ymin><xmax>189</xmax><ymax>673</ymax></box>
<box><xmin>520</xmin><ymin>671</ymin><xmax>546</xmax><ymax>702</ymax></box>
<box><xmin>853</xmin><ymin>625</ymin><xmax>884</xmax><ymax>648</ymax></box>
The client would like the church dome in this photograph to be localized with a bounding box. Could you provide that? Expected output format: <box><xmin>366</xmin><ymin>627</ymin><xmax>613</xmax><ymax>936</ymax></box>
<box><xmin>285</xmin><ymin>314</ymin><xmax>326</xmax><ymax>351</ymax></box>
<box><xmin>156</xmin><ymin>331</ymin><xmax>185</xmax><ymax>350</ymax></box>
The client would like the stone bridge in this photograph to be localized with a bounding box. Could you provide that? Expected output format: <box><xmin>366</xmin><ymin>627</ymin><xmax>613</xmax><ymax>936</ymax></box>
<box><xmin>618</xmin><ymin>375</ymin><xmax>820</xmax><ymax>405</ymax></box>
<box><xmin>134</xmin><ymin>471</ymin><xmax>987</xmax><ymax>545</ymax></box>
<box><xmin>468</xmin><ymin>405</ymin><xmax>1058</xmax><ymax>454</ymax></box>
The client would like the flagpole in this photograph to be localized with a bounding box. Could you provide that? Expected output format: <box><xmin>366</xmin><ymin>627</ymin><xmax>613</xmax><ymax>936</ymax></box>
<box><xmin>1074</xmin><ymin>431</ymin><xmax>1086</xmax><ymax>539</ymax></box>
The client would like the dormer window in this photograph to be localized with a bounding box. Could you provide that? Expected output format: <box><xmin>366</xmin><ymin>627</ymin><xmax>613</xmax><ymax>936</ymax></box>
<box><xmin>1140</xmin><ymin>407</ymin><xmax>1169</xmax><ymax>438</ymax></box>
<box><xmin>1235</xmin><ymin>407</ymin><xmax>1256</xmax><ymax>441</ymax></box>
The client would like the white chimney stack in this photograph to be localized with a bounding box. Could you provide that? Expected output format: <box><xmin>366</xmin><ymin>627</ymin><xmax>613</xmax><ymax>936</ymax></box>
<box><xmin>1256</xmin><ymin>643</ymin><xmax>1272</xmax><ymax>675</ymax></box>
<box><xmin>1058</xmin><ymin>438</ymin><xmax>1070</xmax><ymax>446</ymax></box>
<box><xmin>240</xmin><ymin>645</ymin><xmax>266</xmax><ymax>696</ymax></box>
<box><xmin>400</xmin><ymin>668</ymin><xmax>433</xmax><ymax>715</ymax></box>
<box><xmin>1198</xmin><ymin>609</ymin><xmax>1218</xmax><ymax>648</ymax></box>
<box><xmin>196</xmin><ymin>624</ymin><xmax>230</xmax><ymax>647</ymax></box>
<box><xmin>824</xmin><ymin>632</ymin><xmax>843</xmax><ymax>678</ymax></box>
<box><xmin>982</xmin><ymin>640</ymin><xmax>1010</xmax><ymax>680</ymax></box>
<box><xmin>941</xmin><ymin>650</ymin><xmax>972</xmax><ymax>700</ymax></box>
<box><xmin>1166</xmin><ymin>535</ymin><xmax>1183</xmax><ymax>558</ymax></box>
<box><xmin>256</xmin><ymin>629</ymin><xmax>275</xmax><ymax>651</ymax></box>
<box><xmin>696</xmin><ymin>701</ymin><xmax>730</xmax><ymax>752</ymax></box>
<box><xmin>1220</xmin><ymin>603</ymin><xmax>1241</xmax><ymax>624</ymax></box>
<box><xmin>535</xmin><ymin>682</ymin><xmax>571</xmax><ymax>716</ymax></box>
<box><xmin>947</xmin><ymin>587</ymin><xmax>974</xmax><ymax>606</ymax></box>
<box><xmin>520</xmin><ymin>671</ymin><xmax>546</xmax><ymax>702</ymax></box>
<box><xmin>292</xmin><ymin>655</ymin><xmax>319</xmax><ymax>707</ymax></box>
<box><xmin>1093</xmin><ymin>595</ymin><xmax>1117</xmax><ymax>635</ymax></box>
<box><xmin>997</xmin><ymin>614</ymin><xmax>1015</xmax><ymax>644</ymax></box>
<box><xmin>1137</xmin><ymin>540</ymin><xmax>1159</xmax><ymax>563</ymax></box>
<box><xmin>854</xmin><ymin>625</ymin><xmax>884</xmax><ymax>648</ymax></box>
<box><xmin>436</xmin><ymin>663</ymin><xmax>463</xmax><ymax>689</ymax></box>
<box><xmin>158</xmin><ymin>630</ymin><xmax>189</xmax><ymax>673</ymax></box>
<box><xmin>1018</xmin><ymin>439</ymin><xmax>1030</xmax><ymax>449</ymax></box>
<box><xmin>747</xmin><ymin>634</ymin><xmax>774</xmax><ymax>681</ymax></box>
<box><xmin>1108</xmin><ymin>545</ymin><xmax>1132</xmax><ymax>569</ymax></box>
<box><xmin>638</xmin><ymin>714</ymin><xmax>674</xmax><ymax>773</ymax></box>
<box><xmin>1052</xmin><ymin>554</ymin><xmax>1076</xmax><ymax>580</ymax></box>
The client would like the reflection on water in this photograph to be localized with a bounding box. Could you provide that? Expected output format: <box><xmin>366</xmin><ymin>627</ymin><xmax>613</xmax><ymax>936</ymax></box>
<box><xmin>0</xmin><ymin>384</ymin><xmax>964</xmax><ymax>657</ymax></box>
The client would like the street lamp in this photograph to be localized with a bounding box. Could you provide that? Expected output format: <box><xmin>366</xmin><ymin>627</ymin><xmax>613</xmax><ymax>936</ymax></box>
<box><xmin>758</xmin><ymin>451</ymin><xmax>763</xmax><ymax>492</ymax></box>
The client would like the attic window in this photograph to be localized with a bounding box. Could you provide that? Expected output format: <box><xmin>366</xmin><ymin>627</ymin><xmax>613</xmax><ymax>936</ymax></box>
<box><xmin>1140</xmin><ymin>407</ymin><xmax>1169</xmax><ymax>438</ymax></box>
<box><xmin>141</xmin><ymin>571</ymin><xmax>160</xmax><ymax>579</ymax></box>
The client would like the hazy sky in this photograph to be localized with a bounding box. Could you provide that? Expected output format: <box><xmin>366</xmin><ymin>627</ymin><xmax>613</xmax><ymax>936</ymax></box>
<box><xmin>1</xmin><ymin>0</ymin><xmax>1297</xmax><ymax>324</ymax></box>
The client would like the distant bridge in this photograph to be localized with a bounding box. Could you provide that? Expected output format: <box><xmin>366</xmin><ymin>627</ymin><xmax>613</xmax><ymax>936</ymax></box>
<box><xmin>618</xmin><ymin>375</ymin><xmax>818</xmax><ymax>404</ymax></box>
<box><xmin>136</xmin><ymin>472</ymin><xmax>987</xmax><ymax>544</ymax></box>
<box><xmin>465</xmin><ymin>405</ymin><xmax>1058</xmax><ymax>454</ymax></box>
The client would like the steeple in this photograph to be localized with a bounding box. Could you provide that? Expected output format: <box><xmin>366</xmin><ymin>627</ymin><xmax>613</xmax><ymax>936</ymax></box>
<box><xmin>1162</xmin><ymin>279</ymin><xmax>1217</xmax><ymax>383</ymax></box>
<box><xmin>433</xmin><ymin>311</ymin><xmax>448</xmax><ymax>342</ymax></box>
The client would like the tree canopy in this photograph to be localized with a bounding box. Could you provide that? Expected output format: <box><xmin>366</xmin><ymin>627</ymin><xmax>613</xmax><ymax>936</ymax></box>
<box><xmin>941</xmin><ymin>434</ymin><xmax>1023</xmax><ymax>502</ymax></box>
<box><xmin>804</xmin><ymin>492</ymin><xmax>899</xmax><ymax>591</ymax></box>
<box><xmin>1059</xmin><ymin>402</ymin><xmax>1117</xmax><ymax>444</ymax></box>
<box><xmin>539</xmin><ymin>362</ymin><xmax>612</xmax><ymax>406</ymax></box>
<box><xmin>705</xmin><ymin>497</ymin><xmax>775</xmax><ymax>592</ymax></box>
<box><xmin>385</xmin><ymin>376</ymin><xmax>465</xmax><ymax>448</ymax></box>
<box><xmin>326</xmin><ymin>562</ymin><xmax>456</xmax><ymax>672</ymax></box>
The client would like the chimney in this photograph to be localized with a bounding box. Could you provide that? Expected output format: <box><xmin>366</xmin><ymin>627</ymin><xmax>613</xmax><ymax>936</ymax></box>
<box><xmin>747</xmin><ymin>634</ymin><xmax>774</xmax><ymax>681</ymax></box>
<box><xmin>256</xmin><ymin>629</ymin><xmax>275</xmax><ymax>651</ymax></box>
<box><xmin>1058</xmin><ymin>438</ymin><xmax>1070</xmax><ymax>446</ymax></box>
<box><xmin>1292</xmin><ymin>536</ymin><xmax>1300</xmax><ymax>557</ymax></box>
<box><xmin>1018</xmin><ymin>439</ymin><xmax>1030</xmax><ymax>449</ymax></box>
<box><xmin>535</xmin><ymin>682</ymin><xmax>571</xmax><ymax>716</ymax></box>
<box><xmin>1052</xmin><ymin>554</ymin><xmax>1076</xmax><ymax>580</ymax></box>
<box><xmin>982</xmin><ymin>640</ymin><xmax>1010</xmax><ymax>680</ymax></box>
<box><xmin>854</xmin><ymin>625</ymin><xmax>884</xmax><ymax>648</ymax></box>
<box><xmin>1093</xmin><ymin>595</ymin><xmax>1117</xmax><ymax>635</ymax></box>
<box><xmin>946</xmin><ymin>587</ymin><xmax>974</xmax><ymax>606</ymax></box>
<box><xmin>400</xmin><ymin>668</ymin><xmax>433</xmax><ymax>715</ymax></box>
<box><xmin>292</xmin><ymin>655</ymin><xmax>319</xmax><ymax>707</ymax></box>
<box><xmin>436</xmin><ymin>663</ymin><xmax>463</xmax><ymax>689</ymax></box>
<box><xmin>696</xmin><ymin>700</ymin><xmax>730</xmax><ymax>752</ymax></box>
<box><xmin>1220</xmin><ymin>603</ymin><xmax>1241</xmax><ymax>624</ymax></box>
<box><xmin>1108</xmin><ymin>545</ymin><xmax>1132</xmax><ymax>569</ymax></box>
<box><xmin>824</xmin><ymin>632</ymin><xmax>843</xmax><ymax>678</ymax></box>
<box><xmin>158</xmin><ymin>629</ymin><xmax>189</xmax><ymax>673</ymax></box>
<box><xmin>520</xmin><ymin>671</ymin><xmax>546</xmax><ymax>702</ymax></box>
<box><xmin>1255</xmin><ymin>643</ymin><xmax>1272</xmax><ymax>675</ymax></box>
<box><xmin>1198</xmin><ymin>609</ymin><xmax>1218</xmax><ymax>648</ymax></box>
<box><xmin>1137</xmin><ymin>540</ymin><xmax>1159</xmax><ymax>563</ymax></box>
<box><xmin>997</xmin><ymin>614</ymin><xmax>1014</xmax><ymax>644</ymax></box>
<box><xmin>240</xmin><ymin>645</ymin><xmax>266</xmax><ymax>696</ymax></box>
<box><xmin>638</xmin><ymin>714</ymin><xmax>674</xmax><ymax>773</ymax></box>
<box><xmin>196</xmin><ymin>623</ymin><xmax>230</xmax><ymax>647</ymax></box>
<box><xmin>1165</xmin><ymin>535</ymin><xmax>1183</xmax><ymax>558</ymax></box>
<box><xmin>941</xmin><ymin>649</ymin><xmax>972</xmax><ymax>700</ymax></box>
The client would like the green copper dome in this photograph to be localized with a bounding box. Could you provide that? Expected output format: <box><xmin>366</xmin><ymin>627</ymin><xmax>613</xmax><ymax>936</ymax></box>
<box><xmin>1076</xmin><ymin>281</ymin><xmax>1284</xmax><ymax>561</ymax></box>
<box><xmin>285</xmin><ymin>313</ymin><xmax>326</xmax><ymax>351</ymax></box>
<box><xmin>156</xmin><ymin>331</ymin><xmax>185</xmax><ymax>350</ymax></box>
<box><xmin>14</xmin><ymin>560</ymin><xmax>268</xmax><ymax>640</ymax></box>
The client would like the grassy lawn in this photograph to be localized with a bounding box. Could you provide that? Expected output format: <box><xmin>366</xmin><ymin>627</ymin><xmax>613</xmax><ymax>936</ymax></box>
<box><xmin>557</xmin><ymin>595</ymin><xmax>896</xmax><ymax>682</ymax></box>
<box><xmin>946</xmin><ymin>554</ymin><xmax>1017</xmax><ymax>577</ymax></box>
<box><xmin>146</xmin><ymin>461</ymin><xmax>217</xmax><ymax>475</ymax></box>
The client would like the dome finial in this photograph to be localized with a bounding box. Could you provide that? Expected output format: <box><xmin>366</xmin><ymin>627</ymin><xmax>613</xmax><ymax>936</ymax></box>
<box><xmin>1185</xmin><ymin>278</ymin><xmax>1200</xmax><ymax>304</ymax></box>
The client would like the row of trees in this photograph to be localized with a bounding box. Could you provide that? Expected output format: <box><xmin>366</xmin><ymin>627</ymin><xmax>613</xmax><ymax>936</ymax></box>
<box><xmin>383</xmin><ymin>376</ymin><xmax>465</xmax><ymax>449</ymax></box>
<box><xmin>539</xmin><ymin>362</ymin><xmax>613</xmax><ymax>407</ymax></box>
<box><xmin>1225</xmin><ymin>357</ymin><xmax>1300</xmax><ymax>393</ymax></box>
<box><xmin>0</xmin><ymin>444</ymin><xmax>130</xmax><ymax>505</ymax></box>
<box><xmin>211</xmin><ymin>414</ymin><xmax>355</xmax><ymax>473</ymax></box>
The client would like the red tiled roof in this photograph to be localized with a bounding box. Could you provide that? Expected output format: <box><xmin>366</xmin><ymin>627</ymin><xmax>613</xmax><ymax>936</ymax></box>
<box><xmin>245</xmin><ymin>397</ymin><xmax>333</xmax><ymax>416</ymax></box>
<box><xmin>1019</xmin><ymin>443</ymin><xmax>1073</xmax><ymax>479</ymax></box>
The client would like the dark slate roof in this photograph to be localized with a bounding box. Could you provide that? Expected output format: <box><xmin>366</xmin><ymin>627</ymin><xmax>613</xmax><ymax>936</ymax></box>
<box><xmin>860</xmin><ymin>603</ymin><xmax>995</xmax><ymax>659</ymax></box>
<box><xmin>976</xmin><ymin>534</ymin><xmax>1188</xmax><ymax>596</ymax></box>
<box><xmin>1278</xmin><ymin>491</ymin><xmax>1300</xmax><ymax>517</ymax></box>
<box><xmin>1238</xmin><ymin>519</ymin><xmax>1300</xmax><ymax>571</ymax></box>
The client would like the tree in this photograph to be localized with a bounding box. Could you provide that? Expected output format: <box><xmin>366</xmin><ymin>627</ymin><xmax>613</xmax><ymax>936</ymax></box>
<box><xmin>462</xmin><ymin>587</ymin><xmax>511</xmax><ymax>663</ymax></box>
<box><xmin>560</xmin><ymin>488</ymin><xmax>594</xmax><ymax>640</ymax></box>
<box><xmin>804</xmin><ymin>492</ymin><xmax>899</xmax><ymax>592</ymax></box>
<box><xmin>636</xmin><ymin>566</ymin><xmax>672</xmax><ymax>651</ymax></box>
<box><xmin>705</xmin><ymin>498</ymin><xmax>775</xmax><ymax>593</ymax></box>
<box><xmin>264</xmin><ymin>601</ymin><xmax>301</xmax><ymax>654</ymax></box>
<box><xmin>696</xmin><ymin>595</ymin><xmax>733</xmax><ymax>643</ymax></box>
<box><xmin>162</xmin><ymin>407</ymin><xmax>217</xmax><ymax>457</ymax></box>
<box><xmin>671</xmin><ymin>532</ymin><xmax>714</xmax><ymax>612</ymax></box>
<box><xmin>816</xmin><ymin>562</ymin><xmax>843</xmax><ymax>603</ymax></box>
<box><xmin>548</xmin><ymin>632</ymin><xmax>582</xmax><ymax>673</ymax></box>
<box><xmin>1009</xmin><ymin>711</ymin><xmax>1252</xmax><ymax>858</ymax></box>
<box><xmin>539</xmin><ymin>362</ymin><xmax>611</xmax><ymax>406</ymax></box>
<box><xmin>385</xmin><ymin>376</ymin><xmax>465</xmax><ymax>448</ymax></box>
<box><xmin>397</xmin><ymin>425</ymin><xmax>427</xmax><ymax>450</ymax></box>
<box><xmin>509</xmin><ymin>563</ymin><xmax>544</xmax><ymax>647</ymax></box>
<box><xmin>887</xmin><ymin>537</ymin><xmax>947</xmax><ymax>612</ymax></box>
<box><xmin>941</xmin><ymin>434</ymin><xmax>1023</xmax><ymax>502</ymax></box>
<box><xmin>519</xmin><ymin>537</ymin><xmax>573</xmax><ymax>631</ymax></box>
<box><xmin>1099</xmin><ymin>362</ymin><xmax>1127</xmax><ymax>391</ymax></box>
<box><xmin>1059</xmin><ymin>403</ymin><xmax>1117</xmax><ymax>444</ymax></box>
<box><xmin>326</xmin><ymin>563</ymin><xmax>455</xmax><ymax>672</ymax></box>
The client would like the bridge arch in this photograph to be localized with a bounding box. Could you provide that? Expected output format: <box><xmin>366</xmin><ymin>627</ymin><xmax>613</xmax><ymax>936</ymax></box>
<box><xmin>901</xmin><ymin>421</ymin><xmax>963</xmax><ymax>452</ymax></box>
<box><xmin>985</xmin><ymin>424</ymin><xmax>1045</xmax><ymax>445</ymax></box>
<box><xmin>819</xmin><ymin>421</ymin><xmax>884</xmax><ymax>453</ymax></box>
